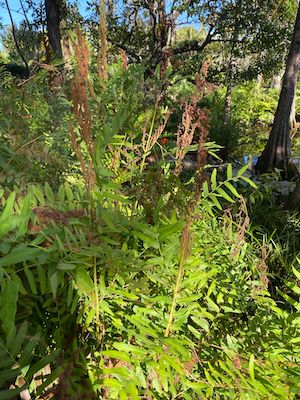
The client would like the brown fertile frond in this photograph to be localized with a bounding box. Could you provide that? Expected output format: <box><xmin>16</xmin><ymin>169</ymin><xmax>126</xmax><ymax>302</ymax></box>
<box><xmin>67</xmin><ymin>28</ymin><xmax>97</xmax><ymax>193</ymax></box>
<box><xmin>175</xmin><ymin>102</ymin><xmax>197</xmax><ymax>175</ymax></box>
<box><xmin>165</xmin><ymin>63</ymin><xmax>213</xmax><ymax>337</ymax></box>
<box><xmin>69</xmin><ymin>29</ymin><xmax>93</xmax><ymax>147</ymax></box>
<box><xmin>69</xmin><ymin>77</ymin><xmax>92</xmax><ymax>153</ymax></box>
<box><xmin>175</xmin><ymin>62</ymin><xmax>214</xmax><ymax>177</ymax></box>
<box><xmin>120</xmin><ymin>49</ymin><xmax>128</xmax><ymax>70</ymax></box>
<box><xmin>71</xmin><ymin>28</ymin><xmax>90</xmax><ymax>81</ymax></box>
<box><xmin>69</xmin><ymin>123</ymin><xmax>96</xmax><ymax>194</ymax></box>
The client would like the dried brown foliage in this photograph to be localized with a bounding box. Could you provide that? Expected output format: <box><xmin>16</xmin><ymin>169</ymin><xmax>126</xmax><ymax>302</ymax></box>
<box><xmin>69</xmin><ymin>29</ymin><xmax>92</xmax><ymax>152</ymax></box>
<box><xmin>33</xmin><ymin>206</ymin><xmax>84</xmax><ymax>225</ymax></box>
<box><xmin>68</xmin><ymin>28</ymin><xmax>96</xmax><ymax>193</ymax></box>
<box><xmin>175</xmin><ymin>61</ymin><xmax>213</xmax><ymax>177</ymax></box>
<box><xmin>120</xmin><ymin>49</ymin><xmax>128</xmax><ymax>70</ymax></box>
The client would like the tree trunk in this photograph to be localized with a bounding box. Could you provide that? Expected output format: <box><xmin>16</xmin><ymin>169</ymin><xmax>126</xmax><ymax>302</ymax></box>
<box><xmin>45</xmin><ymin>0</ymin><xmax>63</xmax><ymax>59</ymax></box>
<box><xmin>285</xmin><ymin>178</ymin><xmax>300</xmax><ymax>209</ymax></box>
<box><xmin>290</xmin><ymin>94</ymin><xmax>297</xmax><ymax>130</ymax></box>
<box><xmin>256</xmin><ymin>4</ymin><xmax>300</xmax><ymax>179</ymax></box>
<box><xmin>145</xmin><ymin>0</ymin><xmax>175</xmax><ymax>79</ymax></box>
<box><xmin>157</xmin><ymin>0</ymin><xmax>168</xmax><ymax>79</ymax></box>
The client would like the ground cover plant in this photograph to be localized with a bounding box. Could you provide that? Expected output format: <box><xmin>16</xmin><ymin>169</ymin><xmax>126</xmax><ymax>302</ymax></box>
<box><xmin>0</xmin><ymin>1</ymin><xmax>300</xmax><ymax>398</ymax></box>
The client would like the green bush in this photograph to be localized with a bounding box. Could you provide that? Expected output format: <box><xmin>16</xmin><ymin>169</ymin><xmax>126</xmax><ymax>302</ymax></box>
<box><xmin>208</xmin><ymin>82</ymin><xmax>279</xmax><ymax>160</ymax></box>
<box><xmin>0</xmin><ymin>163</ymin><xmax>299</xmax><ymax>398</ymax></box>
<box><xmin>0</xmin><ymin>69</ymin><xmax>71</xmax><ymax>189</ymax></box>
<box><xmin>0</xmin><ymin>49</ymin><xmax>299</xmax><ymax>400</ymax></box>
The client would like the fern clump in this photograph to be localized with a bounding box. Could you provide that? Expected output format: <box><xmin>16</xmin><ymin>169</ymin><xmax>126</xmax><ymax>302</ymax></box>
<box><xmin>0</xmin><ymin>168</ymin><xmax>299</xmax><ymax>398</ymax></box>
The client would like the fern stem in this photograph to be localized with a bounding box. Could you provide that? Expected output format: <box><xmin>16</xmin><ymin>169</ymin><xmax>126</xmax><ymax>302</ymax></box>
<box><xmin>164</xmin><ymin>253</ymin><xmax>184</xmax><ymax>337</ymax></box>
<box><xmin>93</xmin><ymin>256</ymin><xmax>101</xmax><ymax>337</ymax></box>
<box><xmin>140</xmin><ymin>104</ymin><xmax>158</xmax><ymax>174</ymax></box>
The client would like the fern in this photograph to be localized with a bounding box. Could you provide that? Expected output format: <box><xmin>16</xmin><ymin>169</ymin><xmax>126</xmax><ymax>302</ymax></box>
<box><xmin>201</xmin><ymin>163</ymin><xmax>256</xmax><ymax>215</ymax></box>
<box><xmin>0</xmin><ymin>323</ymin><xmax>60</xmax><ymax>399</ymax></box>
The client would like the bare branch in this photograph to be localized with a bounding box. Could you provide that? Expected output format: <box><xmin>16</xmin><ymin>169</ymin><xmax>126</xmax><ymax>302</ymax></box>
<box><xmin>4</xmin><ymin>0</ymin><xmax>29</xmax><ymax>69</ymax></box>
<box><xmin>172</xmin><ymin>26</ymin><xmax>214</xmax><ymax>55</ymax></box>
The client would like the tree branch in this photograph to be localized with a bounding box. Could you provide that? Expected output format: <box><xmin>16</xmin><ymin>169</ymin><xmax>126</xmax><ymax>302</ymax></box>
<box><xmin>109</xmin><ymin>39</ymin><xmax>142</xmax><ymax>62</ymax></box>
<box><xmin>172</xmin><ymin>26</ymin><xmax>214</xmax><ymax>55</ymax></box>
<box><xmin>4</xmin><ymin>0</ymin><xmax>29</xmax><ymax>69</ymax></box>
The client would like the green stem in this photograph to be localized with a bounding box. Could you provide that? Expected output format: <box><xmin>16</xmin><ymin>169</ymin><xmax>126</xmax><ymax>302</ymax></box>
<box><xmin>93</xmin><ymin>256</ymin><xmax>101</xmax><ymax>337</ymax></box>
<box><xmin>140</xmin><ymin>105</ymin><xmax>158</xmax><ymax>174</ymax></box>
<box><xmin>164</xmin><ymin>253</ymin><xmax>185</xmax><ymax>337</ymax></box>
<box><xmin>165</xmin><ymin>220</ymin><xmax>192</xmax><ymax>337</ymax></box>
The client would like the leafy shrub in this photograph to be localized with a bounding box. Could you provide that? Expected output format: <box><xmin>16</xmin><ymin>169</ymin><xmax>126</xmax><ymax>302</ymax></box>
<box><xmin>0</xmin><ymin>69</ymin><xmax>71</xmax><ymax>189</ymax></box>
<box><xmin>0</xmin><ymin>162</ymin><xmax>299</xmax><ymax>398</ymax></box>
<box><xmin>0</xmin><ymin>38</ymin><xmax>299</xmax><ymax>400</ymax></box>
<box><xmin>208</xmin><ymin>82</ymin><xmax>279</xmax><ymax>160</ymax></box>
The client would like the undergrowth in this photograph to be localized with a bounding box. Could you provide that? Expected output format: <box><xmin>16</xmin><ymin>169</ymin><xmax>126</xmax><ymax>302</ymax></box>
<box><xmin>0</xmin><ymin>178</ymin><xmax>299</xmax><ymax>399</ymax></box>
<box><xmin>0</xmin><ymin>32</ymin><xmax>299</xmax><ymax>400</ymax></box>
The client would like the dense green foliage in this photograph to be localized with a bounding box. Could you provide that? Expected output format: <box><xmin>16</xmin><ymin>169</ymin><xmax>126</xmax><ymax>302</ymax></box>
<box><xmin>0</xmin><ymin>64</ymin><xmax>299</xmax><ymax>398</ymax></box>
<box><xmin>0</xmin><ymin>0</ymin><xmax>300</xmax><ymax>398</ymax></box>
<box><xmin>0</xmin><ymin>170</ymin><xmax>299</xmax><ymax>399</ymax></box>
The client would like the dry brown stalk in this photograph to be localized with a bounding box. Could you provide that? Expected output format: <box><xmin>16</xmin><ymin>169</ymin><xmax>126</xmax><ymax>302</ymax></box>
<box><xmin>98</xmin><ymin>0</ymin><xmax>108</xmax><ymax>80</ymax></box>
<box><xmin>68</xmin><ymin>28</ymin><xmax>96</xmax><ymax>193</ymax></box>
<box><xmin>69</xmin><ymin>29</ymin><xmax>92</xmax><ymax>147</ymax></box>
<box><xmin>175</xmin><ymin>102</ymin><xmax>198</xmax><ymax>175</ymax></box>
<box><xmin>120</xmin><ymin>49</ymin><xmax>128</xmax><ymax>70</ymax></box>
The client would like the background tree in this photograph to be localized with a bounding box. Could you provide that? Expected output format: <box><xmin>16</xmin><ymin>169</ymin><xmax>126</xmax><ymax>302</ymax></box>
<box><xmin>256</xmin><ymin>1</ymin><xmax>300</xmax><ymax>178</ymax></box>
<box><xmin>286</xmin><ymin>178</ymin><xmax>300</xmax><ymax>208</ymax></box>
<box><xmin>45</xmin><ymin>0</ymin><xmax>63</xmax><ymax>59</ymax></box>
<box><xmin>3</xmin><ymin>0</ymin><xmax>29</xmax><ymax>67</ymax></box>
<box><xmin>99</xmin><ymin>0</ymin><xmax>295</xmax><ymax>82</ymax></box>
<box><xmin>1</xmin><ymin>22</ymin><xmax>44</xmax><ymax>63</ymax></box>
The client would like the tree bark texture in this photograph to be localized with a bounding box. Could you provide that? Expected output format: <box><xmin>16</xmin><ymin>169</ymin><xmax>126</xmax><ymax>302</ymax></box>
<box><xmin>290</xmin><ymin>95</ymin><xmax>297</xmax><ymax>131</ymax></box>
<box><xmin>256</xmin><ymin>4</ymin><xmax>300</xmax><ymax>179</ymax></box>
<box><xmin>145</xmin><ymin>0</ymin><xmax>174</xmax><ymax>79</ymax></box>
<box><xmin>285</xmin><ymin>178</ymin><xmax>300</xmax><ymax>209</ymax></box>
<box><xmin>45</xmin><ymin>0</ymin><xmax>63</xmax><ymax>59</ymax></box>
<box><xmin>157</xmin><ymin>0</ymin><xmax>168</xmax><ymax>79</ymax></box>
